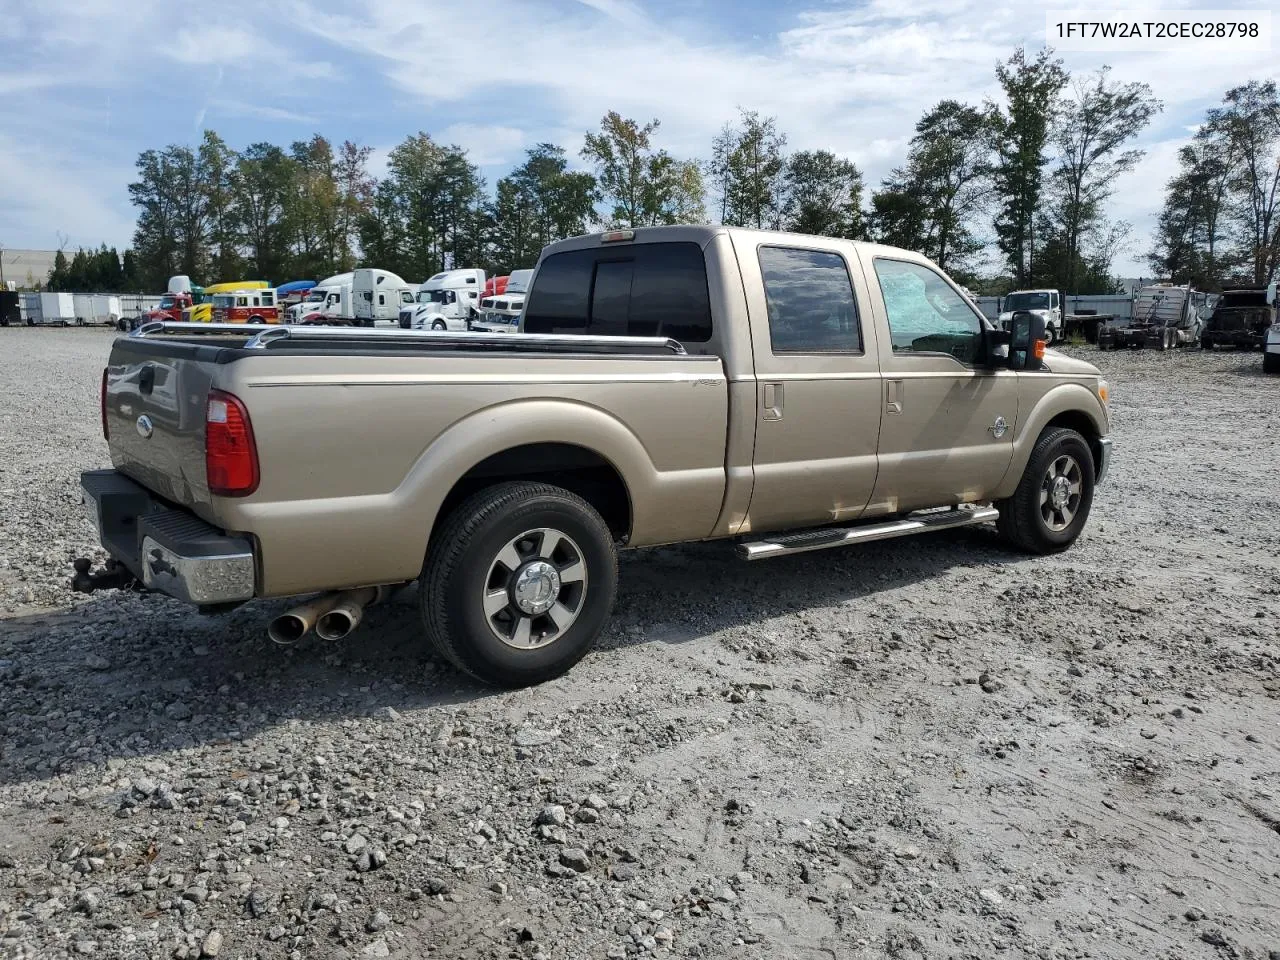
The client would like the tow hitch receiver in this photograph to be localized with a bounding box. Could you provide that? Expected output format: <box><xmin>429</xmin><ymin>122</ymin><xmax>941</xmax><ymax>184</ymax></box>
<box><xmin>71</xmin><ymin>557</ymin><xmax>138</xmax><ymax>594</ymax></box>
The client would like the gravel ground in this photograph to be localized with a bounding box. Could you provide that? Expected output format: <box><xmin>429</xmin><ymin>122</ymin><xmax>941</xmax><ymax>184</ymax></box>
<box><xmin>1</xmin><ymin>326</ymin><xmax>1277</xmax><ymax>960</ymax></box>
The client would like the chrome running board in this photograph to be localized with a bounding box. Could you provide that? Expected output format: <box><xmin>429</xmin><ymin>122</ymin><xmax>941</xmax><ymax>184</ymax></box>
<box><xmin>737</xmin><ymin>506</ymin><xmax>999</xmax><ymax>561</ymax></box>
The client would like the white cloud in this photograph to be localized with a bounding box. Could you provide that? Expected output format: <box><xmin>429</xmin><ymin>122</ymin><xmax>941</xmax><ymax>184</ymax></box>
<box><xmin>209</xmin><ymin>100</ymin><xmax>319</xmax><ymax>125</ymax></box>
<box><xmin>438</xmin><ymin>123</ymin><xmax>526</xmax><ymax>167</ymax></box>
<box><xmin>0</xmin><ymin>133</ymin><xmax>135</xmax><ymax>252</ymax></box>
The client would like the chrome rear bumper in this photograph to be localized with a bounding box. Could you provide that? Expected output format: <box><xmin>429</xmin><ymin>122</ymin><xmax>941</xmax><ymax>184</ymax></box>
<box><xmin>80</xmin><ymin>470</ymin><xmax>255</xmax><ymax>606</ymax></box>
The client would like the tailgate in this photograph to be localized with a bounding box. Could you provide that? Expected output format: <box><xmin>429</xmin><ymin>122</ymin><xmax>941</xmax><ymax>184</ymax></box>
<box><xmin>104</xmin><ymin>339</ymin><xmax>221</xmax><ymax>512</ymax></box>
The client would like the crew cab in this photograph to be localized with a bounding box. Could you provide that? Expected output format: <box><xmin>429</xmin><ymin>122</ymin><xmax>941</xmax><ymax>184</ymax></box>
<box><xmin>78</xmin><ymin>226</ymin><xmax>1111</xmax><ymax>687</ymax></box>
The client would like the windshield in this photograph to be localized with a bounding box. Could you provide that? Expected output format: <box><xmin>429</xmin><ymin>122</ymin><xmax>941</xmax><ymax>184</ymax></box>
<box><xmin>159</xmin><ymin>295</ymin><xmax>177</xmax><ymax>309</ymax></box>
<box><xmin>304</xmin><ymin>290</ymin><xmax>326</xmax><ymax>303</ymax></box>
<box><xmin>507</xmin><ymin>270</ymin><xmax>534</xmax><ymax>294</ymax></box>
<box><xmin>417</xmin><ymin>290</ymin><xmax>451</xmax><ymax>304</ymax></box>
<box><xmin>1005</xmin><ymin>292</ymin><xmax>1050</xmax><ymax>312</ymax></box>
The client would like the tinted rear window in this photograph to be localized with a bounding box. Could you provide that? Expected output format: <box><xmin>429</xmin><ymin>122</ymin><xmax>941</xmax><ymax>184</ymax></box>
<box><xmin>523</xmin><ymin>242</ymin><xmax>712</xmax><ymax>342</ymax></box>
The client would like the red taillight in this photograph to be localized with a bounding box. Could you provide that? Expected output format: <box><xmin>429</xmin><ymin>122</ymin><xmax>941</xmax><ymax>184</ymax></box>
<box><xmin>100</xmin><ymin>368</ymin><xmax>109</xmax><ymax>440</ymax></box>
<box><xmin>206</xmin><ymin>390</ymin><xmax>259</xmax><ymax>496</ymax></box>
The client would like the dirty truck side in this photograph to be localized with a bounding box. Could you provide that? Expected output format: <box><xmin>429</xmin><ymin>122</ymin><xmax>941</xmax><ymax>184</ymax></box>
<box><xmin>81</xmin><ymin>226</ymin><xmax>1111</xmax><ymax>687</ymax></box>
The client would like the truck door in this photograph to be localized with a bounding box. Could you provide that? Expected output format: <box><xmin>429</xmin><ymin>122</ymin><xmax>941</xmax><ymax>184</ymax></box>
<box><xmin>866</xmin><ymin>256</ymin><xmax>1016</xmax><ymax>512</ymax></box>
<box><xmin>731</xmin><ymin>235</ymin><xmax>883</xmax><ymax>533</ymax></box>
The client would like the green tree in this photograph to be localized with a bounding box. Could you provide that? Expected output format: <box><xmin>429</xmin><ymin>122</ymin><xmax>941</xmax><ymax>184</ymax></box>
<box><xmin>199</xmin><ymin>131</ymin><xmax>242</xmax><ymax>281</ymax></box>
<box><xmin>168</xmin><ymin>144</ymin><xmax>209</xmax><ymax>280</ymax></box>
<box><xmin>868</xmin><ymin>176</ymin><xmax>930</xmax><ymax>252</ymax></box>
<box><xmin>1149</xmin><ymin>121</ymin><xmax>1239</xmax><ymax>286</ymax></box>
<box><xmin>358</xmin><ymin>180</ymin><xmax>408</xmax><ymax>278</ymax></box>
<box><xmin>991</xmin><ymin>47</ymin><xmax>1070</xmax><ymax>286</ymax></box>
<box><xmin>1219</xmin><ymin>80</ymin><xmax>1280</xmax><ymax>284</ymax></box>
<box><xmin>335</xmin><ymin>141</ymin><xmax>375</xmax><ymax>272</ymax></box>
<box><xmin>435</xmin><ymin>146</ymin><xmax>486</xmax><ymax>271</ymax></box>
<box><xmin>46</xmin><ymin>250</ymin><xmax>70</xmax><ymax>290</ymax></box>
<box><xmin>642</xmin><ymin>154</ymin><xmax>706</xmax><ymax>225</ymax></box>
<box><xmin>910</xmin><ymin>101</ymin><xmax>996</xmax><ymax>270</ymax></box>
<box><xmin>288</xmin><ymin>134</ymin><xmax>341</xmax><ymax>279</ymax></box>
<box><xmin>492</xmin><ymin>144</ymin><xmax>595</xmax><ymax>270</ymax></box>
<box><xmin>869</xmin><ymin>101</ymin><xmax>994</xmax><ymax>270</ymax></box>
<box><xmin>582</xmin><ymin>112</ymin><xmax>660</xmax><ymax>227</ymax></box>
<box><xmin>782</xmin><ymin>150</ymin><xmax>865</xmax><ymax>238</ymax></box>
<box><xmin>235</xmin><ymin>142</ymin><xmax>296</xmax><ymax>281</ymax></box>
<box><xmin>1048</xmin><ymin>68</ymin><xmax>1160</xmax><ymax>292</ymax></box>
<box><xmin>121</xmin><ymin>250</ymin><xmax>141</xmax><ymax>291</ymax></box>
<box><xmin>712</xmin><ymin>110</ymin><xmax>788</xmax><ymax>229</ymax></box>
<box><xmin>129</xmin><ymin>148</ymin><xmax>182</xmax><ymax>289</ymax></box>
<box><xmin>581</xmin><ymin>113</ymin><xmax>702</xmax><ymax>228</ymax></box>
<box><xmin>384</xmin><ymin>132</ymin><xmax>447</xmax><ymax>277</ymax></box>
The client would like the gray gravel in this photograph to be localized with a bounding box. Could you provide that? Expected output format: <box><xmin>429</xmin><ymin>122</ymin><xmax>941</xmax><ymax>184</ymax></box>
<box><xmin>1</xmin><ymin>326</ymin><xmax>1278</xmax><ymax>960</ymax></box>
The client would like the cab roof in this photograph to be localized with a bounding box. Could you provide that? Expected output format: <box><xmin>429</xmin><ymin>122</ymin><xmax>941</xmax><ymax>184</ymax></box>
<box><xmin>540</xmin><ymin>224</ymin><xmax>939</xmax><ymax>268</ymax></box>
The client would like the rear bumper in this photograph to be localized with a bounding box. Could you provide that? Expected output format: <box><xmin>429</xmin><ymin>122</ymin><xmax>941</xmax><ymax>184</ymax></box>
<box><xmin>80</xmin><ymin>470</ymin><xmax>256</xmax><ymax>605</ymax></box>
<box><xmin>1096</xmin><ymin>437</ymin><xmax>1113</xmax><ymax>484</ymax></box>
<box><xmin>1204</xmin><ymin>331</ymin><xmax>1263</xmax><ymax>348</ymax></box>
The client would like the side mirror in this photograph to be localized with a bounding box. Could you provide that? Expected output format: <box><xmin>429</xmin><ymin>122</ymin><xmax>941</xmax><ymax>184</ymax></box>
<box><xmin>1009</xmin><ymin>311</ymin><xmax>1047</xmax><ymax>370</ymax></box>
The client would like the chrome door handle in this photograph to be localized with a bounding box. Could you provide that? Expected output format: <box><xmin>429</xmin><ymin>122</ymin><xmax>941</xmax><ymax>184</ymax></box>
<box><xmin>886</xmin><ymin>379</ymin><xmax>904</xmax><ymax>414</ymax></box>
<box><xmin>762</xmin><ymin>382</ymin><xmax>784</xmax><ymax>421</ymax></box>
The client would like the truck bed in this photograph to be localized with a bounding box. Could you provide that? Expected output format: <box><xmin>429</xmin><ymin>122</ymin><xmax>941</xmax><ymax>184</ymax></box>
<box><xmin>102</xmin><ymin>323</ymin><xmax>730</xmax><ymax>596</ymax></box>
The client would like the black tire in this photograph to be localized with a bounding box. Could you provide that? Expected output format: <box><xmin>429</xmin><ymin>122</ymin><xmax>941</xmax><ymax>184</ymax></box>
<box><xmin>1264</xmin><ymin>351</ymin><xmax>1280</xmax><ymax>374</ymax></box>
<box><xmin>420</xmin><ymin>481</ymin><xmax>618</xmax><ymax>687</ymax></box>
<box><xmin>248</xmin><ymin>316</ymin><xmax>265</xmax><ymax>324</ymax></box>
<box><xmin>996</xmin><ymin>427</ymin><xmax>1096</xmax><ymax>555</ymax></box>
<box><xmin>1045</xmin><ymin>323</ymin><xmax>1057</xmax><ymax>345</ymax></box>
<box><xmin>431</xmin><ymin>320</ymin><xmax>446</xmax><ymax>331</ymax></box>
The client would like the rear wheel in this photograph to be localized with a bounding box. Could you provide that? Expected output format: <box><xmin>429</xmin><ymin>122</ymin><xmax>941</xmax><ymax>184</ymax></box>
<box><xmin>248</xmin><ymin>316</ymin><xmax>265</xmax><ymax>324</ymax></box>
<box><xmin>420</xmin><ymin>481</ymin><xmax>618</xmax><ymax>687</ymax></box>
<box><xmin>996</xmin><ymin>427</ymin><xmax>1096</xmax><ymax>554</ymax></box>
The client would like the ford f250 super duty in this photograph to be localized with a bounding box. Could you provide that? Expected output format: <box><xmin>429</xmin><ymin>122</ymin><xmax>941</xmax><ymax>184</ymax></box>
<box><xmin>77</xmin><ymin>226</ymin><xmax>1112</xmax><ymax>687</ymax></box>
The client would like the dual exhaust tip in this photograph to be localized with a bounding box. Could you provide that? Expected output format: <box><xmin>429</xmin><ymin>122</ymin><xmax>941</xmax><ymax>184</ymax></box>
<box><xmin>268</xmin><ymin>586</ymin><xmax>387</xmax><ymax>645</ymax></box>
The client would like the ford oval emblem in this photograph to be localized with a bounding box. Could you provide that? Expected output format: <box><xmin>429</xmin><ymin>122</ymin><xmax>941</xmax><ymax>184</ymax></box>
<box><xmin>136</xmin><ymin>414</ymin><xmax>154</xmax><ymax>439</ymax></box>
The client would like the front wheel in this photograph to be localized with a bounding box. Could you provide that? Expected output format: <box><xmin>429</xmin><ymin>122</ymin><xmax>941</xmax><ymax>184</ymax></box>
<box><xmin>431</xmin><ymin>320</ymin><xmax>446</xmax><ymax>331</ymax></box>
<box><xmin>1264</xmin><ymin>352</ymin><xmax>1280</xmax><ymax>374</ymax></box>
<box><xmin>420</xmin><ymin>481</ymin><xmax>618</xmax><ymax>687</ymax></box>
<box><xmin>996</xmin><ymin>427</ymin><xmax>1096</xmax><ymax>554</ymax></box>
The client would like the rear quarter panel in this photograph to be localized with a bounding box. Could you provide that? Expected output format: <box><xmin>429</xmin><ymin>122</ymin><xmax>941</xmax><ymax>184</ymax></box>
<box><xmin>211</xmin><ymin>353</ymin><xmax>728</xmax><ymax>596</ymax></box>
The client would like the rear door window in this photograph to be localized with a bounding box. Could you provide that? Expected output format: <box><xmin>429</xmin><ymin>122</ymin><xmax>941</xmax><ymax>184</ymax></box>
<box><xmin>758</xmin><ymin>246</ymin><xmax>862</xmax><ymax>354</ymax></box>
<box><xmin>523</xmin><ymin>242</ymin><xmax>712</xmax><ymax>342</ymax></box>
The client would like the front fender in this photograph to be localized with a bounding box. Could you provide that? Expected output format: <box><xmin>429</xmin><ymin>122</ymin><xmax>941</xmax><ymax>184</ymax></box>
<box><xmin>995</xmin><ymin>382</ymin><xmax>1108</xmax><ymax>499</ymax></box>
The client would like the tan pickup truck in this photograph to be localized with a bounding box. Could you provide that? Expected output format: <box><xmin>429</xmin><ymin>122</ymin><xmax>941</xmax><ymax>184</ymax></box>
<box><xmin>78</xmin><ymin>226</ymin><xmax>1111</xmax><ymax>686</ymax></box>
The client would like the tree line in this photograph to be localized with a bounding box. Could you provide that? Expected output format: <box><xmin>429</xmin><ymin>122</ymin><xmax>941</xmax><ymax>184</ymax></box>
<box><xmin>40</xmin><ymin>48</ymin><xmax>1278</xmax><ymax>296</ymax></box>
<box><xmin>1150</xmin><ymin>80</ymin><xmax>1280</xmax><ymax>289</ymax></box>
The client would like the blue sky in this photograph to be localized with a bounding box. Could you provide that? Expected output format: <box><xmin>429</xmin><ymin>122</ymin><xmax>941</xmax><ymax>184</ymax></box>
<box><xmin>0</xmin><ymin>0</ymin><xmax>1274</xmax><ymax>276</ymax></box>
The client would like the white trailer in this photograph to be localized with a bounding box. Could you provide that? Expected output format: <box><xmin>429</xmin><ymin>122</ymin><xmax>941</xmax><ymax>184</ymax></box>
<box><xmin>353</xmin><ymin>268</ymin><xmax>416</xmax><ymax>327</ymax></box>
<box><xmin>92</xmin><ymin>295</ymin><xmax>122</xmax><ymax>326</ymax></box>
<box><xmin>34</xmin><ymin>292</ymin><xmax>75</xmax><ymax>326</ymax></box>
<box><xmin>73</xmin><ymin>294</ymin><xmax>95</xmax><ymax>326</ymax></box>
